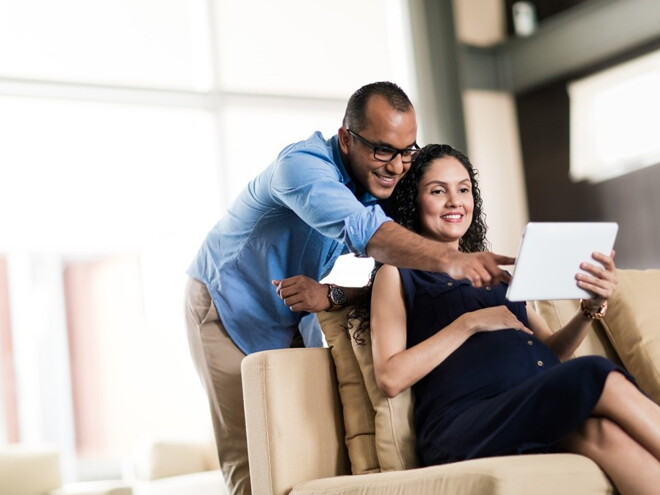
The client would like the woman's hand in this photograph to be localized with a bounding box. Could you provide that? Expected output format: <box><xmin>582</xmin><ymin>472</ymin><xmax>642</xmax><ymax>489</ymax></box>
<box><xmin>576</xmin><ymin>250</ymin><xmax>617</xmax><ymax>308</ymax></box>
<box><xmin>461</xmin><ymin>305</ymin><xmax>533</xmax><ymax>335</ymax></box>
<box><xmin>272</xmin><ymin>275</ymin><xmax>330</xmax><ymax>313</ymax></box>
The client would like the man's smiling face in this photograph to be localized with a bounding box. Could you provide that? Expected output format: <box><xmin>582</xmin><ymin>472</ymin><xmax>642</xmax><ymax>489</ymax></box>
<box><xmin>339</xmin><ymin>95</ymin><xmax>417</xmax><ymax>200</ymax></box>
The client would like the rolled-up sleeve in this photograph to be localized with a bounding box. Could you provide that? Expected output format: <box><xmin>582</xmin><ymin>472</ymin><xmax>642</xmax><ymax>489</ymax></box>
<box><xmin>342</xmin><ymin>204</ymin><xmax>391</xmax><ymax>256</ymax></box>
<box><xmin>270</xmin><ymin>148</ymin><xmax>392</xmax><ymax>256</ymax></box>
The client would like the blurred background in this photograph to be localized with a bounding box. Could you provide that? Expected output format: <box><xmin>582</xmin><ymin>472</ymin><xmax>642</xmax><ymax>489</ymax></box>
<box><xmin>1</xmin><ymin>0</ymin><xmax>659</xmax><ymax>484</ymax></box>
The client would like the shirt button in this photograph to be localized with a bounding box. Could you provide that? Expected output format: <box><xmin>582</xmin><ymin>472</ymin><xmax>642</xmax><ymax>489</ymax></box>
<box><xmin>447</xmin><ymin>282</ymin><xmax>453</xmax><ymax>286</ymax></box>
<box><xmin>527</xmin><ymin>340</ymin><xmax>533</xmax><ymax>346</ymax></box>
<box><xmin>537</xmin><ymin>360</ymin><xmax>544</xmax><ymax>367</ymax></box>
<box><xmin>485</xmin><ymin>286</ymin><xmax>491</xmax><ymax>291</ymax></box>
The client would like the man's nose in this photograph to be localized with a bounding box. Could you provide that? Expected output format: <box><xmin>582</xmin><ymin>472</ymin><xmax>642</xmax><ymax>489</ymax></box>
<box><xmin>385</xmin><ymin>153</ymin><xmax>405</xmax><ymax>175</ymax></box>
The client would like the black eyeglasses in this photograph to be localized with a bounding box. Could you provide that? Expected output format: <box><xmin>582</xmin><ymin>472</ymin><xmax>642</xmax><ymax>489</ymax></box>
<box><xmin>347</xmin><ymin>129</ymin><xmax>420</xmax><ymax>163</ymax></box>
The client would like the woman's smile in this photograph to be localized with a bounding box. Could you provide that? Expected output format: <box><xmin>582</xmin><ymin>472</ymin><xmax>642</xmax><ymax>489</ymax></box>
<box><xmin>416</xmin><ymin>156</ymin><xmax>474</xmax><ymax>248</ymax></box>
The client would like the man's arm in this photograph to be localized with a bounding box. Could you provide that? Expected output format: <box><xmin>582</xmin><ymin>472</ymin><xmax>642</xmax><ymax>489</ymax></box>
<box><xmin>273</xmin><ymin>221</ymin><xmax>515</xmax><ymax>314</ymax></box>
<box><xmin>272</xmin><ymin>277</ymin><xmax>368</xmax><ymax>313</ymax></box>
<box><xmin>366</xmin><ymin>221</ymin><xmax>514</xmax><ymax>287</ymax></box>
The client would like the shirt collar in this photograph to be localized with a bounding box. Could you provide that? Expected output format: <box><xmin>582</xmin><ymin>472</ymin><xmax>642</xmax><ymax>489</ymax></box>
<box><xmin>330</xmin><ymin>134</ymin><xmax>379</xmax><ymax>205</ymax></box>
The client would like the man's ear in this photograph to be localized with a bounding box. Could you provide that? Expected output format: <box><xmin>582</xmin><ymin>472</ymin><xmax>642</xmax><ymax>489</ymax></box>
<box><xmin>338</xmin><ymin>127</ymin><xmax>351</xmax><ymax>154</ymax></box>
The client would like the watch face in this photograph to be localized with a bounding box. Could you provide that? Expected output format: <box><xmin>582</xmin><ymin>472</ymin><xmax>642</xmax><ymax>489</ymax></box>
<box><xmin>330</xmin><ymin>286</ymin><xmax>347</xmax><ymax>305</ymax></box>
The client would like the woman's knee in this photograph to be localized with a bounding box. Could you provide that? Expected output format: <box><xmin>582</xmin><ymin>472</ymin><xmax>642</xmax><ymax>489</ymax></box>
<box><xmin>570</xmin><ymin>417</ymin><xmax>629</xmax><ymax>455</ymax></box>
<box><xmin>595</xmin><ymin>371</ymin><xmax>638</xmax><ymax>414</ymax></box>
<box><xmin>603</xmin><ymin>370</ymin><xmax>638</xmax><ymax>397</ymax></box>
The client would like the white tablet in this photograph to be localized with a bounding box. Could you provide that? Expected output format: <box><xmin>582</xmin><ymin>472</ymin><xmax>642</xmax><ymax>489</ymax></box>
<box><xmin>505</xmin><ymin>222</ymin><xmax>618</xmax><ymax>302</ymax></box>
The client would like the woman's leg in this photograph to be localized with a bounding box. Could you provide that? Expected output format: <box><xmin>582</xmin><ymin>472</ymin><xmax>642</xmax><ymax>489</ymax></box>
<box><xmin>592</xmin><ymin>371</ymin><xmax>660</xmax><ymax>460</ymax></box>
<box><xmin>560</xmin><ymin>417</ymin><xmax>660</xmax><ymax>495</ymax></box>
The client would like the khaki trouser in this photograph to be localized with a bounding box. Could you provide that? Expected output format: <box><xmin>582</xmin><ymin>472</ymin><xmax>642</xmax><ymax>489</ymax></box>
<box><xmin>185</xmin><ymin>278</ymin><xmax>251</xmax><ymax>495</ymax></box>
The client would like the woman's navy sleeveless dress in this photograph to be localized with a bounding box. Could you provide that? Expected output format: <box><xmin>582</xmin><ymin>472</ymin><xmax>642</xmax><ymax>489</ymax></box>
<box><xmin>398</xmin><ymin>268</ymin><xmax>630</xmax><ymax>467</ymax></box>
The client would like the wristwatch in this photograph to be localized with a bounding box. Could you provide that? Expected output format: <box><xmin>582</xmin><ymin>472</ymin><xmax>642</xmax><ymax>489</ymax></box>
<box><xmin>326</xmin><ymin>284</ymin><xmax>347</xmax><ymax>311</ymax></box>
<box><xmin>580</xmin><ymin>299</ymin><xmax>607</xmax><ymax>320</ymax></box>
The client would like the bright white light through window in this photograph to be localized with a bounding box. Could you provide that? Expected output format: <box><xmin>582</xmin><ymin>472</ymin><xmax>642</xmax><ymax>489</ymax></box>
<box><xmin>0</xmin><ymin>0</ymin><xmax>417</xmax><ymax>481</ymax></box>
<box><xmin>569</xmin><ymin>49</ymin><xmax>660</xmax><ymax>183</ymax></box>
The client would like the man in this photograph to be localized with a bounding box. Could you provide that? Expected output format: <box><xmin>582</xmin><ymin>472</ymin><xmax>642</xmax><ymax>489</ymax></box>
<box><xmin>185</xmin><ymin>82</ymin><xmax>513</xmax><ymax>495</ymax></box>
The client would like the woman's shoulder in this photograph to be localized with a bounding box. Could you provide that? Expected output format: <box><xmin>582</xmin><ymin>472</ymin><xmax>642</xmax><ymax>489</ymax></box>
<box><xmin>374</xmin><ymin>264</ymin><xmax>402</xmax><ymax>287</ymax></box>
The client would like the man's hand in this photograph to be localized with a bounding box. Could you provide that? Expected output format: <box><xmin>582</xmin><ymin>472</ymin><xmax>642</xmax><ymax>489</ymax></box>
<box><xmin>443</xmin><ymin>251</ymin><xmax>515</xmax><ymax>287</ymax></box>
<box><xmin>272</xmin><ymin>275</ymin><xmax>330</xmax><ymax>313</ymax></box>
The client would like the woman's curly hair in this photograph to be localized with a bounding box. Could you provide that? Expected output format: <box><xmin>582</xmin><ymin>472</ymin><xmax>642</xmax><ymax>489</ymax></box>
<box><xmin>345</xmin><ymin>144</ymin><xmax>489</xmax><ymax>344</ymax></box>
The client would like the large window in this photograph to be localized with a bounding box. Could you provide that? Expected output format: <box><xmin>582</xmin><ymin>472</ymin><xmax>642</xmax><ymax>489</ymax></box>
<box><xmin>0</xmin><ymin>0</ymin><xmax>416</xmax><ymax>481</ymax></box>
<box><xmin>568</xmin><ymin>48</ymin><xmax>660</xmax><ymax>183</ymax></box>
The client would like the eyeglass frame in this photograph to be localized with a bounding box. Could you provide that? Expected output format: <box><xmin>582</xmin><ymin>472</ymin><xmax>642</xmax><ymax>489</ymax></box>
<box><xmin>346</xmin><ymin>129</ymin><xmax>420</xmax><ymax>163</ymax></box>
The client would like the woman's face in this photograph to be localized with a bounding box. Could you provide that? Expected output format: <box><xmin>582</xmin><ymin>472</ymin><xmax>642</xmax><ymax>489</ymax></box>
<box><xmin>416</xmin><ymin>156</ymin><xmax>474</xmax><ymax>248</ymax></box>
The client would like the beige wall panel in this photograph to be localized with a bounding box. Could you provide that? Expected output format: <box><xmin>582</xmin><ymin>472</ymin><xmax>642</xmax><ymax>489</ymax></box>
<box><xmin>463</xmin><ymin>90</ymin><xmax>528</xmax><ymax>257</ymax></box>
<box><xmin>453</xmin><ymin>0</ymin><xmax>505</xmax><ymax>46</ymax></box>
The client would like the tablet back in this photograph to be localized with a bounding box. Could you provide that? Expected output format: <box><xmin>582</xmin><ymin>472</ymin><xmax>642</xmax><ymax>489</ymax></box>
<box><xmin>505</xmin><ymin>222</ymin><xmax>618</xmax><ymax>302</ymax></box>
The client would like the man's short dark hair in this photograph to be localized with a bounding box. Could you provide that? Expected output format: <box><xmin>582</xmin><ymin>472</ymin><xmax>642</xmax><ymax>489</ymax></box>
<box><xmin>342</xmin><ymin>81</ymin><xmax>413</xmax><ymax>132</ymax></box>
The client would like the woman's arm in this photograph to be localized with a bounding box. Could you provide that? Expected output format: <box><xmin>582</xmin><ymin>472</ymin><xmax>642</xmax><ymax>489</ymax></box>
<box><xmin>527</xmin><ymin>251</ymin><xmax>617</xmax><ymax>360</ymax></box>
<box><xmin>371</xmin><ymin>265</ymin><xmax>531</xmax><ymax>398</ymax></box>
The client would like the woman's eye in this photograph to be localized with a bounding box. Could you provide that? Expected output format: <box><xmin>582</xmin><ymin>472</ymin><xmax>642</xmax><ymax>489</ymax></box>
<box><xmin>431</xmin><ymin>189</ymin><xmax>445</xmax><ymax>195</ymax></box>
<box><xmin>460</xmin><ymin>187</ymin><xmax>470</xmax><ymax>193</ymax></box>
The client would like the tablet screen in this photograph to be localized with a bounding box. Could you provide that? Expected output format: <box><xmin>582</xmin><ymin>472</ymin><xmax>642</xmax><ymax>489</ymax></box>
<box><xmin>505</xmin><ymin>222</ymin><xmax>618</xmax><ymax>302</ymax></box>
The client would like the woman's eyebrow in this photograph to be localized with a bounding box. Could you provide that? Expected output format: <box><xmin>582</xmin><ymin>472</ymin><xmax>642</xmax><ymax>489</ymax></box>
<box><xmin>423</xmin><ymin>178</ymin><xmax>471</xmax><ymax>187</ymax></box>
<box><xmin>423</xmin><ymin>179</ymin><xmax>447</xmax><ymax>187</ymax></box>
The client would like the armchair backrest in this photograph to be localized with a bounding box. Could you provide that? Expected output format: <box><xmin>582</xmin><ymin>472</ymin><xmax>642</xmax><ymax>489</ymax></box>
<box><xmin>242</xmin><ymin>347</ymin><xmax>350</xmax><ymax>495</ymax></box>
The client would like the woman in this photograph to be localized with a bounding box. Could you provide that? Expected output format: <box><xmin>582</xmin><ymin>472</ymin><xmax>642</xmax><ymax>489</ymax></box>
<box><xmin>364</xmin><ymin>144</ymin><xmax>660</xmax><ymax>494</ymax></box>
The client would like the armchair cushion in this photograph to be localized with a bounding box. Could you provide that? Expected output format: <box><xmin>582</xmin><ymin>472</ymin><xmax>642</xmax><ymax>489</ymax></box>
<box><xmin>0</xmin><ymin>444</ymin><xmax>62</xmax><ymax>495</ymax></box>
<box><xmin>317</xmin><ymin>309</ymin><xmax>379</xmax><ymax>474</ymax></box>
<box><xmin>599</xmin><ymin>269</ymin><xmax>660</xmax><ymax>404</ymax></box>
<box><xmin>0</xmin><ymin>445</ymin><xmax>131</xmax><ymax>495</ymax></box>
<box><xmin>49</xmin><ymin>480</ymin><xmax>132</xmax><ymax>495</ymax></box>
<box><xmin>345</xmin><ymin>315</ymin><xmax>418</xmax><ymax>471</ymax></box>
<box><xmin>131</xmin><ymin>439</ymin><xmax>218</xmax><ymax>481</ymax></box>
<box><xmin>318</xmin><ymin>309</ymin><xmax>418</xmax><ymax>473</ymax></box>
<box><xmin>533</xmin><ymin>300</ymin><xmax>622</xmax><ymax>364</ymax></box>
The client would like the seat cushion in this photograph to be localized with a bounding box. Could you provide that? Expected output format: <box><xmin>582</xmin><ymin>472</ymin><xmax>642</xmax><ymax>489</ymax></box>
<box><xmin>291</xmin><ymin>453</ymin><xmax>612</xmax><ymax>495</ymax></box>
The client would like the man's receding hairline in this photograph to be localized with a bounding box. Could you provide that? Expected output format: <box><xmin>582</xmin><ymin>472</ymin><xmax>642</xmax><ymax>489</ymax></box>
<box><xmin>354</xmin><ymin>94</ymin><xmax>414</xmax><ymax>132</ymax></box>
<box><xmin>343</xmin><ymin>81</ymin><xmax>413</xmax><ymax>132</ymax></box>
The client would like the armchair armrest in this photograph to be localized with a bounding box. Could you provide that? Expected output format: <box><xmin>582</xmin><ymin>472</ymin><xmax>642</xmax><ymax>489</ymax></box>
<box><xmin>49</xmin><ymin>480</ymin><xmax>132</xmax><ymax>495</ymax></box>
<box><xmin>242</xmin><ymin>348</ymin><xmax>350</xmax><ymax>495</ymax></box>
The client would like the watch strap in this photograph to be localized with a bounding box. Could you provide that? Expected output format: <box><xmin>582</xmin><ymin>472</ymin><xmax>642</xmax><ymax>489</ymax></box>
<box><xmin>580</xmin><ymin>299</ymin><xmax>607</xmax><ymax>320</ymax></box>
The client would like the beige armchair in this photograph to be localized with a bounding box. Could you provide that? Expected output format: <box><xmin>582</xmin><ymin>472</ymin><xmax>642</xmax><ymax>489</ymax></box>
<box><xmin>242</xmin><ymin>269</ymin><xmax>660</xmax><ymax>495</ymax></box>
<box><xmin>0</xmin><ymin>444</ymin><xmax>132</xmax><ymax>495</ymax></box>
<box><xmin>125</xmin><ymin>438</ymin><xmax>226</xmax><ymax>495</ymax></box>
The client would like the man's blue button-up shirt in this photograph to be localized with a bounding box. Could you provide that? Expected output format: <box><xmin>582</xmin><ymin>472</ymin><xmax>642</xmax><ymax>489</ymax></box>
<box><xmin>187</xmin><ymin>132</ymin><xmax>391</xmax><ymax>354</ymax></box>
